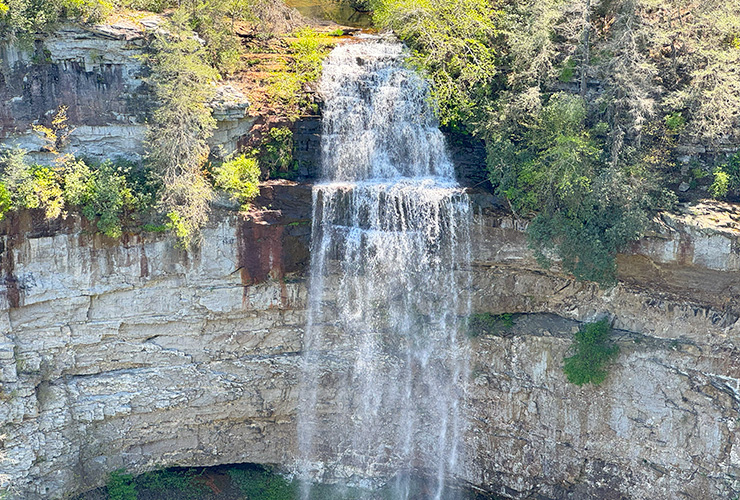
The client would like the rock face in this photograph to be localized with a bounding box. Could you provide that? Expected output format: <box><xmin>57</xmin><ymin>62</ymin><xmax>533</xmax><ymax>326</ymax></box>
<box><xmin>0</xmin><ymin>188</ymin><xmax>738</xmax><ymax>500</ymax></box>
<box><xmin>0</xmin><ymin>22</ymin><xmax>254</xmax><ymax>162</ymax></box>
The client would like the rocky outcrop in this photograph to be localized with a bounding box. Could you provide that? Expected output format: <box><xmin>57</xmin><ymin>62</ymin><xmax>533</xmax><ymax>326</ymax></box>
<box><xmin>463</xmin><ymin>201</ymin><xmax>740</xmax><ymax>499</ymax></box>
<box><xmin>0</xmin><ymin>188</ymin><xmax>738</xmax><ymax>499</ymax></box>
<box><xmin>0</xmin><ymin>22</ymin><xmax>255</xmax><ymax>162</ymax></box>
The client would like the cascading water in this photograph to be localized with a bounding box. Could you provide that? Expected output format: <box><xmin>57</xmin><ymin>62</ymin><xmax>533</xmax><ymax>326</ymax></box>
<box><xmin>297</xmin><ymin>39</ymin><xmax>472</xmax><ymax>499</ymax></box>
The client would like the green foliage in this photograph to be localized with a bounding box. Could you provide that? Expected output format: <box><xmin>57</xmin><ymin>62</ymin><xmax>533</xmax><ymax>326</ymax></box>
<box><xmin>136</xmin><ymin>468</ymin><xmax>207</xmax><ymax>499</ymax></box>
<box><xmin>144</xmin><ymin>23</ymin><xmax>217</xmax><ymax>248</ymax></box>
<box><xmin>0</xmin><ymin>149</ymin><xmax>156</xmax><ymax>237</ymax></box>
<box><xmin>213</xmin><ymin>154</ymin><xmax>261</xmax><ymax>210</ymax></box>
<box><xmin>0</xmin><ymin>0</ymin><xmax>112</xmax><ymax>36</ymax></box>
<box><xmin>0</xmin><ymin>183</ymin><xmax>11</xmax><ymax>221</ymax></box>
<box><xmin>261</xmin><ymin>127</ymin><xmax>297</xmax><ymax>179</ymax></box>
<box><xmin>228</xmin><ymin>466</ymin><xmax>298</xmax><ymax>500</ymax></box>
<box><xmin>558</xmin><ymin>58</ymin><xmax>576</xmax><ymax>83</ymax></box>
<box><xmin>171</xmin><ymin>0</ymin><xmax>254</xmax><ymax>74</ymax></box>
<box><xmin>491</xmin><ymin>93</ymin><xmax>598</xmax><ymax>216</ymax></box>
<box><xmin>664</xmin><ymin>113</ymin><xmax>686</xmax><ymax>133</ymax></box>
<box><xmin>486</xmin><ymin>92</ymin><xmax>672</xmax><ymax>284</ymax></box>
<box><xmin>31</xmin><ymin>165</ymin><xmax>64</xmax><ymax>219</ymax></box>
<box><xmin>373</xmin><ymin>0</ymin><xmax>739</xmax><ymax>286</ymax></box>
<box><xmin>372</xmin><ymin>0</ymin><xmax>499</xmax><ymax>128</ymax></box>
<box><xmin>0</xmin><ymin>151</ymin><xmax>66</xmax><ymax>219</ymax></box>
<box><xmin>268</xmin><ymin>28</ymin><xmax>331</xmax><ymax>120</ymax></box>
<box><xmin>79</xmin><ymin>162</ymin><xmax>142</xmax><ymax>238</ymax></box>
<box><xmin>160</xmin><ymin>171</ymin><xmax>213</xmax><ymax>248</ymax></box>
<box><xmin>709</xmin><ymin>153</ymin><xmax>740</xmax><ymax>200</ymax></box>
<box><xmin>107</xmin><ymin>469</ymin><xmax>137</xmax><ymax>500</ymax></box>
<box><xmin>562</xmin><ymin>319</ymin><xmax>619</xmax><ymax>386</ymax></box>
<box><xmin>467</xmin><ymin>313</ymin><xmax>514</xmax><ymax>338</ymax></box>
<box><xmin>0</xmin><ymin>148</ymin><xmax>38</xmax><ymax>209</ymax></box>
<box><xmin>710</xmin><ymin>169</ymin><xmax>730</xmax><ymax>199</ymax></box>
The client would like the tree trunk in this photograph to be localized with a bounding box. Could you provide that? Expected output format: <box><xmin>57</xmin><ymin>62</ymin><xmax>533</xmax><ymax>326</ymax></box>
<box><xmin>580</xmin><ymin>0</ymin><xmax>592</xmax><ymax>98</ymax></box>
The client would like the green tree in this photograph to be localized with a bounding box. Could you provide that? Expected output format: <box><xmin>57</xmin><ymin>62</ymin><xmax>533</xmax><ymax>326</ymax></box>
<box><xmin>144</xmin><ymin>23</ymin><xmax>218</xmax><ymax>248</ymax></box>
<box><xmin>372</xmin><ymin>0</ymin><xmax>499</xmax><ymax>128</ymax></box>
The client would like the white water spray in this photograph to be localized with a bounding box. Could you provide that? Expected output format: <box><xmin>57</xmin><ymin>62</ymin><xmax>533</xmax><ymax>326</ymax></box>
<box><xmin>297</xmin><ymin>40</ymin><xmax>472</xmax><ymax>500</ymax></box>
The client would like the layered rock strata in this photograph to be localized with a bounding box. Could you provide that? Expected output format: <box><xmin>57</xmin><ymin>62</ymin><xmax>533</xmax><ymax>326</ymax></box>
<box><xmin>0</xmin><ymin>186</ymin><xmax>738</xmax><ymax>499</ymax></box>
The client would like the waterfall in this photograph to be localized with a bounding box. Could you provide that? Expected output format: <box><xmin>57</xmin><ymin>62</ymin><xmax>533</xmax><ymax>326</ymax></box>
<box><xmin>297</xmin><ymin>39</ymin><xmax>472</xmax><ymax>500</ymax></box>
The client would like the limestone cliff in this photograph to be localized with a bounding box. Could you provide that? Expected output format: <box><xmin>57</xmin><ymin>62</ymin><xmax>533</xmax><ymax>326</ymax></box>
<box><xmin>0</xmin><ymin>184</ymin><xmax>738</xmax><ymax>499</ymax></box>
<box><xmin>0</xmin><ymin>21</ymin><xmax>254</xmax><ymax>162</ymax></box>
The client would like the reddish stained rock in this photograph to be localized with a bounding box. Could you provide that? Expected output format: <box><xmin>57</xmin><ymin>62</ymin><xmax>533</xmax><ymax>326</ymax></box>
<box><xmin>237</xmin><ymin>220</ymin><xmax>286</xmax><ymax>286</ymax></box>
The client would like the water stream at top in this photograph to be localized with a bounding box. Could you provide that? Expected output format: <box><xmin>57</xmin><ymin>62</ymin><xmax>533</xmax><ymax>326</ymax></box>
<box><xmin>297</xmin><ymin>39</ymin><xmax>472</xmax><ymax>500</ymax></box>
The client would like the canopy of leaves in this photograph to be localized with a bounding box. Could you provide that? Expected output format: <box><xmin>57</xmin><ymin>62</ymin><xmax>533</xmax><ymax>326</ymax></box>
<box><xmin>213</xmin><ymin>154</ymin><xmax>261</xmax><ymax>210</ymax></box>
<box><xmin>0</xmin><ymin>0</ymin><xmax>112</xmax><ymax>36</ymax></box>
<box><xmin>371</xmin><ymin>0</ymin><xmax>499</xmax><ymax>128</ymax></box>
<box><xmin>0</xmin><ymin>150</ymin><xmax>155</xmax><ymax>237</ymax></box>
<box><xmin>375</xmin><ymin>0</ymin><xmax>728</xmax><ymax>285</ymax></box>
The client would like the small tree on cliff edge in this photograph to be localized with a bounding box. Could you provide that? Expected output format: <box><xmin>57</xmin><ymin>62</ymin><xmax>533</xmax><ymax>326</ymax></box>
<box><xmin>144</xmin><ymin>20</ymin><xmax>217</xmax><ymax>249</ymax></box>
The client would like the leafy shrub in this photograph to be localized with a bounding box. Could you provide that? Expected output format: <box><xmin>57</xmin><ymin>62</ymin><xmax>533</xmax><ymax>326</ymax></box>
<box><xmin>31</xmin><ymin>166</ymin><xmax>64</xmax><ymax>219</ymax></box>
<box><xmin>710</xmin><ymin>168</ymin><xmax>730</xmax><ymax>199</ymax></box>
<box><xmin>558</xmin><ymin>57</ymin><xmax>576</xmax><ymax>83</ymax></box>
<box><xmin>0</xmin><ymin>149</ymin><xmax>155</xmax><ymax>237</ymax></box>
<box><xmin>79</xmin><ymin>162</ymin><xmax>140</xmax><ymax>238</ymax></box>
<box><xmin>664</xmin><ymin>112</ymin><xmax>686</xmax><ymax>132</ymax></box>
<box><xmin>1</xmin><ymin>149</ymin><xmax>42</xmax><ymax>210</ymax></box>
<box><xmin>709</xmin><ymin>153</ymin><xmax>740</xmax><ymax>200</ymax></box>
<box><xmin>136</xmin><ymin>468</ymin><xmax>207</xmax><ymax>499</ymax></box>
<box><xmin>261</xmin><ymin>127</ymin><xmax>297</xmax><ymax>179</ymax></box>
<box><xmin>213</xmin><ymin>154</ymin><xmax>261</xmax><ymax>210</ymax></box>
<box><xmin>0</xmin><ymin>183</ymin><xmax>10</xmax><ymax>220</ymax></box>
<box><xmin>107</xmin><ymin>469</ymin><xmax>137</xmax><ymax>500</ymax></box>
<box><xmin>562</xmin><ymin>319</ymin><xmax>619</xmax><ymax>386</ymax></box>
<box><xmin>0</xmin><ymin>152</ymin><xmax>65</xmax><ymax>218</ymax></box>
<box><xmin>228</xmin><ymin>466</ymin><xmax>297</xmax><ymax>500</ymax></box>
